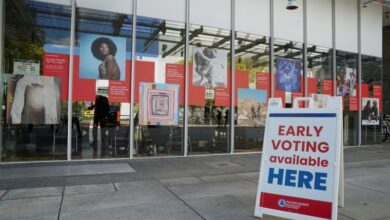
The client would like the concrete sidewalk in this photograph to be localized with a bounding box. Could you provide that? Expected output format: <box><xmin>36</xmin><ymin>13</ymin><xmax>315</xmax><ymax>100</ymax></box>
<box><xmin>0</xmin><ymin>144</ymin><xmax>389</xmax><ymax>220</ymax></box>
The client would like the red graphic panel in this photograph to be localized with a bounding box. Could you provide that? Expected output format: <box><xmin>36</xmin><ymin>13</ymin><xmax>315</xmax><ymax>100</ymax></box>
<box><xmin>188</xmin><ymin>66</ymin><xmax>206</xmax><ymax>106</ymax></box>
<box><xmin>361</xmin><ymin>83</ymin><xmax>369</xmax><ymax>98</ymax></box>
<box><xmin>72</xmin><ymin>56</ymin><xmax>97</xmax><ymax>101</ymax></box>
<box><xmin>134</xmin><ymin>61</ymin><xmax>155</xmax><ymax>104</ymax></box>
<box><xmin>373</xmin><ymin>85</ymin><xmax>382</xmax><ymax>98</ymax></box>
<box><xmin>307</xmin><ymin>78</ymin><xmax>318</xmax><ymax>95</ymax></box>
<box><xmin>373</xmin><ymin>85</ymin><xmax>382</xmax><ymax>112</ymax></box>
<box><xmin>260</xmin><ymin>192</ymin><xmax>332</xmax><ymax>220</ymax></box>
<box><xmin>322</xmin><ymin>80</ymin><xmax>333</xmax><ymax>96</ymax></box>
<box><xmin>349</xmin><ymin>96</ymin><xmax>358</xmax><ymax>111</ymax></box>
<box><xmin>234</xmin><ymin>70</ymin><xmax>250</xmax><ymax>106</ymax></box>
<box><xmin>256</xmin><ymin>73</ymin><xmax>271</xmax><ymax>99</ymax></box>
<box><xmin>108</xmin><ymin>60</ymin><xmax>131</xmax><ymax>102</ymax></box>
<box><xmin>43</xmin><ymin>52</ymin><xmax>69</xmax><ymax>101</ymax></box>
<box><xmin>236</xmin><ymin>70</ymin><xmax>249</xmax><ymax>88</ymax></box>
<box><xmin>166</xmin><ymin>64</ymin><xmax>185</xmax><ymax>105</ymax></box>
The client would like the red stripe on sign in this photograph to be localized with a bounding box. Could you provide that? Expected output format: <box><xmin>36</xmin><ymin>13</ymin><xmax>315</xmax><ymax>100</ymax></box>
<box><xmin>259</xmin><ymin>192</ymin><xmax>332</xmax><ymax>219</ymax></box>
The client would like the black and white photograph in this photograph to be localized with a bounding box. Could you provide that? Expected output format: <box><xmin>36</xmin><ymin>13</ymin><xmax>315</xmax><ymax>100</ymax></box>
<box><xmin>7</xmin><ymin>75</ymin><xmax>62</xmax><ymax>124</ymax></box>
<box><xmin>193</xmin><ymin>47</ymin><xmax>227</xmax><ymax>88</ymax></box>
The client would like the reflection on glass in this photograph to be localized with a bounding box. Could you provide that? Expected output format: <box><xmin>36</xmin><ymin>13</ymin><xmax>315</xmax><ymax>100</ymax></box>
<box><xmin>336</xmin><ymin>50</ymin><xmax>358</xmax><ymax>146</ymax></box>
<box><xmin>234</xmin><ymin>32</ymin><xmax>269</xmax><ymax>152</ymax></box>
<box><xmin>2</xmin><ymin>0</ymin><xmax>71</xmax><ymax>161</ymax></box>
<box><xmin>134</xmin><ymin>18</ymin><xmax>185</xmax><ymax>157</ymax></box>
<box><xmin>72</xmin><ymin>7</ymin><xmax>133</xmax><ymax>159</ymax></box>
<box><xmin>361</xmin><ymin>55</ymin><xmax>382</xmax><ymax>145</ymax></box>
<box><xmin>188</xmin><ymin>25</ymin><xmax>231</xmax><ymax>154</ymax></box>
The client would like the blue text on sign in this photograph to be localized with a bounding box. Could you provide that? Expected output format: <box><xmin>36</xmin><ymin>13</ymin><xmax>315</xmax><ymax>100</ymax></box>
<box><xmin>267</xmin><ymin>168</ymin><xmax>327</xmax><ymax>191</ymax></box>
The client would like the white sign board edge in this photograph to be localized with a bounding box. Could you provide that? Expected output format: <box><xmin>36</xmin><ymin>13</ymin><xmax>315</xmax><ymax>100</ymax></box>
<box><xmin>254</xmin><ymin>97</ymin><xmax>343</xmax><ymax>220</ymax></box>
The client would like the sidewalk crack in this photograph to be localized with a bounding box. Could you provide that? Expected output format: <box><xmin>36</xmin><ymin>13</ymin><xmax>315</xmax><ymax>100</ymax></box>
<box><xmin>156</xmin><ymin>179</ymin><xmax>206</xmax><ymax>220</ymax></box>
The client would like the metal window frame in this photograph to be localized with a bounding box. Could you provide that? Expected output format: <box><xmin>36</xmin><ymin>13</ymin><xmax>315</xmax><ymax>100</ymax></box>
<box><xmin>0</xmin><ymin>0</ymin><xmax>4</xmax><ymax>162</ymax></box>
<box><xmin>358</xmin><ymin>0</ymin><xmax>362</xmax><ymax>146</ymax></box>
<box><xmin>0</xmin><ymin>0</ymin><xmax>372</xmax><ymax>163</ymax></box>
<box><xmin>67</xmin><ymin>0</ymin><xmax>76</xmax><ymax>161</ymax></box>
<box><xmin>230</xmin><ymin>0</ymin><xmax>235</xmax><ymax>154</ymax></box>
<box><xmin>184</xmin><ymin>0</ymin><xmax>190</xmax><ymax>156</ymax></box>
<box><xmin>303</xmin><ymin>0</ymin><xmax>308</xmax><ymax>98</ymax></box>
<box><xmin>270</xmin><ymin>0</ymin><xmax>275</xmax><ymax>98</ymax></box>
<box><xmin>129</xmin><ymin>0</ymin><xmax>137</xmax><ymax>159</ymax></box>
<box><xmin>332</xmin><ymin>0</ymin><xmax>337</xmax><ymax>97</ymax></box>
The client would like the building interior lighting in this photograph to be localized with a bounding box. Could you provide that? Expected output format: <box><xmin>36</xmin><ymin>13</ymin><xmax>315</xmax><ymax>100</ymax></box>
<box><xmin>286</xmin><ymin>0</ymin><xmax>298</xmax><ymax>10</ymax></box>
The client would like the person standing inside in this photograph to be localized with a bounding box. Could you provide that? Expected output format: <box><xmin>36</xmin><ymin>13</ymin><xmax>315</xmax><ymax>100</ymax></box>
<box><xmin>89</xmin><ymin>95</ymin><xmax>110</xmax><ymax>156</ymax></box>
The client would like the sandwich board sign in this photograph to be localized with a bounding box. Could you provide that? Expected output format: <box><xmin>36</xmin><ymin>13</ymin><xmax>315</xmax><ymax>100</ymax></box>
<box><xmin>254</xmin><ymin>97</ymin><xmax>343</xmax><ymax>220</ymax></box>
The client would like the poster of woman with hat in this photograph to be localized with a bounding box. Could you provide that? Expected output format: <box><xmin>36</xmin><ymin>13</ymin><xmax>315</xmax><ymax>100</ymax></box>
<box><xmin>79</xmin><ymin>33</ymin><xmax>126</xmax><ymax>80</ymax></box>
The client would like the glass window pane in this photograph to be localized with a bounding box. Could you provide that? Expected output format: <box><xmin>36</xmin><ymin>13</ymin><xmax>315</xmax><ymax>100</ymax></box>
<box><xmin>134</xmin><ymin>18</ymin><xmax>185</xmax><ymax>157</ymax></box>
<box><xmin>307</xmin><ymin>45</ymin><xmax>333</xmax><ymax>101</ymax></box>
<box><xmin>72</xmin><ymin>6</ymin><xmax>133</xmax><ymax>159</ymax></box>
<box><xmin>361</xmin><ymin>55</ymin><xmax>382</xmax><ymax>145</ymax></box>
<box><xmin>234</xmin><ymin>32</ymin><xmax>269</xmax><ymax>152</ymax></box>
<box><xmin>2</xmin><ymin>0</ymin><xmax>71</xmax><ymax>161</ymax></box>
<box><xmin>188</xmin><ymin>25</ymin><xmax>231</xmax><ymax>154</ymax></box>
<box><xmin>336</xmin><ymin>50</ymin><xmax>358</xmax><ymax>146</ymax></box>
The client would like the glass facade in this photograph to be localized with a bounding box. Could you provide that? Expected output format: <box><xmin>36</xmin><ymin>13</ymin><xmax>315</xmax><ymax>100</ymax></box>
<box><xmin>2</xmin><ymin>0</ymin><xmax>71</xmax><ymax>161</ymax></box>
<box><xmin>72</xmin><ymin>6</ymin><xmax>133</xmax><ymax>159</ymax></box>
<box><xmin>0</xmin><ymin>0</ymin><xmax>383</xmax><ymax>162</ymax></box>
<box><xmin>188</xmin><ymin>25</ymin><xmax>232</xmax><ymax>155</ymax></box>
<box><xmin>361</xmin><ymin>55</ymin><xmax>382</xmax><ymax>145</ymax></box>
<box><xmin>234</xmin><ymin>33</ymin><xmax>269</xmax><ymax>152</ymax></box>
<box><xmin>336</xmin><ymin>50</ymin><xmax>359</xmax><ymax>146</ymax></box>
<box><xmin>134</xmin><ymin>18</ymin><xmax>185</xmax><ymax>157</ymax></box>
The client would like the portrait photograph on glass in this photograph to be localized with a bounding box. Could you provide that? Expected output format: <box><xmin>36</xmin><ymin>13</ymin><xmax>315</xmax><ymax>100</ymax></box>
<box><xmin>79</xmin><ymin>33</ymin><xmax>126</xmax><ymax>81</ymax></box>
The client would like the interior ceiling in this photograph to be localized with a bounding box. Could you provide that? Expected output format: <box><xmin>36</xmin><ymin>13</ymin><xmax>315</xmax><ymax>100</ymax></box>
<box><xmin>22</xmin><ymin>1</ymin><xmax>330</xmax><ymax>64</ymax></box>
<box><xmin>384</xmin><ymin>5</ymin><xmax>390</xmax><ymax>26</ymax></box>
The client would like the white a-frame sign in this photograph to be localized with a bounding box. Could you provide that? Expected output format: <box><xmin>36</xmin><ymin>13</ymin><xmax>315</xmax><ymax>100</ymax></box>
<box><xmin>254</xmin><ymin>97</ymin><xmax>344</xmax><ymax>220</ymax></box>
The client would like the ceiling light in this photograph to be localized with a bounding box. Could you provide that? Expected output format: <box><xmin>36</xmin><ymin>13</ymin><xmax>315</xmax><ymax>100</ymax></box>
<box><xmin>286</xmin><ymin>0</ymin><xmax>298</xmax><ymax>10</ymax></box>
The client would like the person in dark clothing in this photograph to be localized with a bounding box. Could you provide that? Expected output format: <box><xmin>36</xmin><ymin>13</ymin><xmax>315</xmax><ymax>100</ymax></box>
<box><xmin>216</xmin><ymin>109</ymin><xmax>223</xmax><ymax>128</ymax></box>
<box><xmin>224</xmin><ymin>109</ymin><xmax>229</xmax><ymax>128</ymax></box>
<box><xmin>362</xmin><ymin>100</ymin><xmax>371</xmax><ymax>120</ymax></box>
<box><xmin>89</xmin><ymin>95</ymin><xmax>110</xmax><ymax>156</ymax></box>
<box><xmin>370</xmin><ymin>100</ymin><xmax>379</xmax><ymax>120</ymax></box>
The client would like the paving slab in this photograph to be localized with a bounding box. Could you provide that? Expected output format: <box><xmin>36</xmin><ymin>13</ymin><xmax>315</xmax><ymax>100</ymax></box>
<box><xmin>344</xmin><ymin>166</ymin><xmax>388</xmax><ymax>180</ymax></box>
<box><xmin>60</xmin><ymin>200</ymin><xmax>202</xmax><ymax>220</ymax></box>
<box><xmin>338</xmin><ymin>183</ymin><xmax>390</xmax><ymax>220</ymax></box>
<box><xmin>0</xmin><ymin>196</ymin><xmax>61</xmax><ymax>220</ymax></box>
<box><xmin>2</xmin><ymin>186</ymin><xmax>63</xmax><ymax>200</ymax></box>
<box><xmin>347</xmin><ymin>174</ymin><xmax>390</xmax><ymax>195</ymax></box>
<box><xmin>65</xmin><ymin>174</ymin><xmax>112</xmax><ymax>186</ymax></box>
<box><xmin>169</xmin><ymin>180</ymin><xmax>256</xmax><ymax>200</ymax></box>
<box><xmin>235</xmin><ymin>172</ymin><xmax>259</xmax><ymax>180</ymax></box>
<box><xmin>0</xmin><ymin>163</ymin><xmax>134</xmax><ymax>179</ymax></box>
<box><xmin>9</xmin><ymin>177</ymin><xmax>65</xmax><ymax>190</ymax></box>
<box><xmin>159</xmin><ymin>177</ymin><xmax>203</xmax><ymax>187</ymax></box>
<box><xmin>177</xmin><ymin>193</ymin><xmax>258</xmax><ymax>220</ymax></box>
<box><xmin>61</xmin><ymin>180</ymin><xmax>177</xmax><ymax>213</ymax></box>
<box><xmin>65</xmin><ymin>183</ymin><xmax>115</xmax><ymax>195</ymax></box>
<box><xmin>199</xmin><ymin>174</ymin><xmax>242</xmax><ymax>183</ymax></box>
<box><xmin>166</xmin><ymin>158</ymin><xmax>211</xmax><ymax>170</ymax></box>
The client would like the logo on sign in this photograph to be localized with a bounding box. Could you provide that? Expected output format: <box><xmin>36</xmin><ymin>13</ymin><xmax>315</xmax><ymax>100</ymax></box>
<box><xmin>278</xmin><ymin>199</ymin><xmax>286</xmax><ymax>208</ymax></box>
